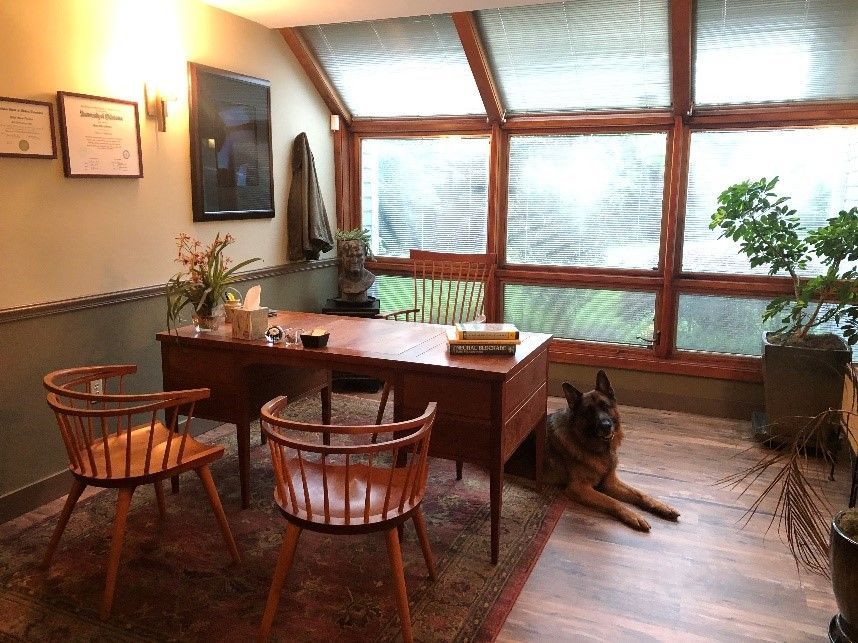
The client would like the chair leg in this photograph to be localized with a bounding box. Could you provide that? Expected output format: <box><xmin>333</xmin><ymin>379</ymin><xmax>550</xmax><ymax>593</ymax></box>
<box><xmin>455</xmin><ymin>461</ymin><xmax>463</xmax><ymax>480</ymax></box>
<box><xmin>385</xmin><ymin>527</ymin><xmax>413</xmax><ymax>643</ymax></box>
<box><xmin>195</xmin><ymin>465</ymin><xmax>241</xmax><ymax>564</ymax></box>
<box><xmin>41</xmin><ymin>478</ymin><xmax>86</xmax><ymax>569</ymax></box>
<box><xmin>101</xmin><ymin>486</ymin><xmax>134</xmax><ymax>620</ymax></box>
<box><xmin>376</xmin><ymin>381</ymin><xmax>392</xmax><ymax>425</ymax></box>
<box><xmin>259</xmin><ymin>523</ymin><xmax>302</xmax><ymax>641</ymax></box>
<box><xmin>153</xmin><ymin>480</ymin><xmax>167</xmax><ymax>519</ymax></box>
<box><xmin>412</xmin><ymin>507</ymin><xmax>436</xmax><ymax>581</ymax></box>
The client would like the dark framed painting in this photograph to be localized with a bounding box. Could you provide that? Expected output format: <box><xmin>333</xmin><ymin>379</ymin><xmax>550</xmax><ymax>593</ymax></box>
<box><xmin>188</xmin><ymin>63</ymin><xmax>275</xmax><ymax>221</ymax></box>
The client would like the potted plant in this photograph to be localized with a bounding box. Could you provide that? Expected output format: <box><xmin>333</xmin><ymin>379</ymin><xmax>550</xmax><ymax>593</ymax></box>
<box><xmin>166</xmin><ymin>232</ymin><xmax>259</xmax><ymax>332</ymax></box>
<box><xmin>710</xmin><ymin>177</ymin><xmax>858</xmax><ymax>442</ymax></box>
<box><xmin>832</xmin><ymin>507</ymin><xmax>858</xmax><ymax>641</ymax></box>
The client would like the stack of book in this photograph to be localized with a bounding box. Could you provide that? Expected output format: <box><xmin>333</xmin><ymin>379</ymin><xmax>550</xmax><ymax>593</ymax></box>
<box><xmin>447</xmin><ymin>322</ymin><xmax>521</xmax><ymax>355</ymax></box>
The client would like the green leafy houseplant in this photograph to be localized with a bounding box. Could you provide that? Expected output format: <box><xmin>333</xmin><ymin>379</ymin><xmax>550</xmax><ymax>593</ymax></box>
<box><xmin>710</xmin><ymin>177</ymin><xmax>858</xmax><ymax>346</ymax></box>
<box><xmin>711</xmin><ymin>178</ymin><xmax>858</xmax><ymax>586</ymax></box>
<box><xmin>166</xmin><ymin>232</ymin><xmax>259</xmax><ymax>332</ymax></box>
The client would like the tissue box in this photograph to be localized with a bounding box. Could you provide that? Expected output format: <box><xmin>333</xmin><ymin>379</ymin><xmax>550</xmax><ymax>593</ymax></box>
<box><xmin>232</xmin><ymin>307</ymin><xmax>269</xmax><ymax>340</ymax></box>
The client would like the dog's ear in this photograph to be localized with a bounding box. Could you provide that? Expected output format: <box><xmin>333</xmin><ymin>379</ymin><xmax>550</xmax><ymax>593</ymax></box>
<box><xmin>561</xmin><ymin>382</ymin><xmax>583</xmax><ymax>413</ymax></box>
<box><xmin>595</xmin><ymin>370</ymin><xmax>615</xmax><ymax>399</ymax></box>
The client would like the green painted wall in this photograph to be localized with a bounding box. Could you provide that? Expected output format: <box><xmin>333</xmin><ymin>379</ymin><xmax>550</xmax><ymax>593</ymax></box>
<box><xmin>0</xmin><ymin>266</ymin><xmax>337</xmax><ymax>516</ymax></box>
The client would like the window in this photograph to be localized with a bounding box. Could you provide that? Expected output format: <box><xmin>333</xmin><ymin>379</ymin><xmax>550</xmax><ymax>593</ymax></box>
<box><xmin>683</xmin><ymin>127</ymin><xmax>858</xmax><ymax>275</ymax></box>
<box><xmin>475</xmin><ymin>0</ymin><xmax>670</xmax><ymax>113</ymax></box>
<box><xmin>315</xmin><ymin>1</ymin><xmax>858</xmax><ymax>381</ymax></box>
<box><xmin>299</xmin><ymin>15</ymin><xmax>484</xmax><ymax>117</ymax></box>
<box><xmin>676</xmin><ymin>294</ymin><xmax>850</xmax><ymax>357</ymax></box>
<box><xmin>504</xmin><ymin>284</ymin><xmax>655</xmax><ymax>346</ymax></box>
<box><xmin>506</xmin><ymin>133</ymin><xmax>667</xmax><ymax>268</ymax></box>
<box><xmin>695</xmin><ymin>0</ymin><xmax>858</xmax><ymax>105</ymax></box>
<box><xmin>360</xmin><ymin>137</ymin><xmax>490</xmax><ymax>257</ymax></box>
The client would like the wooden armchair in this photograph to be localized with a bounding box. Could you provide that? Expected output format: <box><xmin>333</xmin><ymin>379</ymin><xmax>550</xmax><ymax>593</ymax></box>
<box><xmin>376</xmin><ymin>249</ymin><xmax>496</xmax><ymax>479</ymax></box>
<box><xmin>43</xmin><ymin>365</ymin><xmax>240</xmax><ymax>619</ymax></box>
<box><xmin>258</xmin><ymin>396</ymin><xmax>437</xmax><ymax>642</ymax></box>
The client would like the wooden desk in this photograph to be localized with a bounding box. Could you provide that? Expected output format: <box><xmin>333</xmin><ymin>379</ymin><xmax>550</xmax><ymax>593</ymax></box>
<box><xmin>157</xmin><ymin>311</ymin><xmax>551</xmax><ymax>563</ymax></box>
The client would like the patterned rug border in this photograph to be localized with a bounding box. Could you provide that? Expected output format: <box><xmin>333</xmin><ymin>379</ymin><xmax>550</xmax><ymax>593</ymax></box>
<box><xmin>476</xmin><ymin>492</ymin><xmax>566</xmax><ymax>641</ymax></box>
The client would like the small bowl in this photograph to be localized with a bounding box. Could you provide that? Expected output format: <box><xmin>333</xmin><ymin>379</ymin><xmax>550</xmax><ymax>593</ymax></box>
<box><xmin>300</xmin><ymin>332</ymin><xmax>330</xmax><ymax>348</ymax></box>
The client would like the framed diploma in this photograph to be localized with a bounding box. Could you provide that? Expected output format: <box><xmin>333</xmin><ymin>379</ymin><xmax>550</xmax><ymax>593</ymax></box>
<box><xmin>56</xmin><ymin>91</ymin><xmax>143</xmax><ymax>178</ymax></box>
<box><xmin>0</xmin><ymin>97</ymin><xmax>57</xmax><ymax>158</ymax></box>
<box><xmin>188</xmin><ymin>63</ymin><xmax>274</xmax><ymax>221</ymax></box>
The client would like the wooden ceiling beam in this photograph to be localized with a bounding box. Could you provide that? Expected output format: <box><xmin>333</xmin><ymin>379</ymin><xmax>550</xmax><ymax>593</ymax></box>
<box><xmin>350</xmin><ymin>117</ymin><xmax>490</xmax><ymax>134</ymax></box>
<box><xmin>279</xmin><ymin>27</ymin><xmax>352</xmax><ymax>126</ymax></box>
<box><xmin>689</xmin><ymin>102</ymin><xmax>858</xmax><ymax>128</ymax></box>
<box><xmin>503</xmin><ymin>111</ymin><xmax>674</xmax><ymax>132</ymax></box>
<box><xmin>451</xmin><ymin>12</ymin><xmax>505</xmax><ymax>124</ymax></box>
<box><xmin>669</xmin><ymin>0</ymin><xmax>693</xmax><ymax>118</ymax></box>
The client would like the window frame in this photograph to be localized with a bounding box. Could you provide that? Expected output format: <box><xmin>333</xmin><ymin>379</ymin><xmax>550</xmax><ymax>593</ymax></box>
<box><xmin>289</xmin><ymin>1</ymin><xmax>858</xmax><ymax>384</ymax></box>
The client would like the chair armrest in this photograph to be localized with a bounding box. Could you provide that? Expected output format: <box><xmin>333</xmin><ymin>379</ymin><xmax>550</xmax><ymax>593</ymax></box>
<box><xmin>376</xmin><ymin>307</ymin><xmax>420</xmax><ymax>321</ymax></box>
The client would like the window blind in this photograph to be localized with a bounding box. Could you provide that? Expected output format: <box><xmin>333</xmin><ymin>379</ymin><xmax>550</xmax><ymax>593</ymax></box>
<box><xmin>695</xmin><ymin>0</ymin><xmax>858</xmax><ymax>105</ymax></box>
<box><xmin>677</xmin><ymin>294</ymin><xmax>851</xmax><ymax>357</ymax></box>
<box><xmin>299</xmin><ymin>15</ymin><xmax>485</xmax><ymax>118</ymax></box>
<box><xmin>474</xmin><ymin>0</ymin><xmax>670</xmax><ymax>113</ymax></box>
<box><xmin>360</xmin><ymin>137</ymin><xmax>489</xmax><ymax>257</ymax></box>
<box><xmin>506</xmin><ymin>133</ymin><xmax>667</xmax><ymax>269</ymax></box>
<box><xmin>504</xmin><ymin>284</ymin><xmax>656</xmax><ymax>346</ymax></box>
<box><xmin>683</xmin><ymin>127</ymin><xmax>858</xmax><ymax>275</ymax></box>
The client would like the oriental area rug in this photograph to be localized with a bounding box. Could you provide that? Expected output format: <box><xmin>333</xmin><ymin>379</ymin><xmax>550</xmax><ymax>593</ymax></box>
<box><xmin>0</xmin><ymin>395</ymin><xmax>563</xmax><ymax>642</ymax></box>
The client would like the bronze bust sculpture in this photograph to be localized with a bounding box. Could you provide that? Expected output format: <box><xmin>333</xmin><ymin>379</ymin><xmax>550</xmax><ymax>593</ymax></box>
<box><xmin>337</xmin><ymin>238</ymin><xmax>375</xmax><ymax>303</ymax></box>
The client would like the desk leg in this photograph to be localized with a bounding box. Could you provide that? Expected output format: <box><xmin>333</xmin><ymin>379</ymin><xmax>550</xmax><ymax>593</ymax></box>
<box><xmin>238</xmin><ymin>416</ymin><xmax>251</xmax><ymax>509</ymax></box>
<box><xmin>321</xmin><ymin>384</ymin><xmax>332</xmax><ymax>446</ymax></box>
<box><xmin>535</xmin><ymin>413</ymin><xmax>546</xmax><ymax>492</ymax></box>
<box><xmin>321</xmin><ymin>385</ymin><xmax>331</xmax><ymax>424</ymax></box>
<box><xmin>490</xmin><ymin>466</ymin><xmax>502</xmax><ymax>565</ymax></box>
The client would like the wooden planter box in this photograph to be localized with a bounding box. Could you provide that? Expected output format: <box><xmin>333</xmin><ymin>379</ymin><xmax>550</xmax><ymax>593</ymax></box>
<box><xmin>762</xmin><ymin>333</ymin><xmax>852</xmax><ymax>444</ymax></box>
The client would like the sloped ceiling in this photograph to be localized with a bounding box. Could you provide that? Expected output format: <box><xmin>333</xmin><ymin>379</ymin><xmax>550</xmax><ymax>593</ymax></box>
<box><xmin>201</xmin><ymin>0</ymin><xmax>556</xmax><ymax>27</ymax></box>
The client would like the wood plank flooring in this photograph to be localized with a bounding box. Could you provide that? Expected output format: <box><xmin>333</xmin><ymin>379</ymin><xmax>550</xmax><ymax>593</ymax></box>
<box><xmin>498</xmin><ymin>399</ymin><xmax>851</xmax><ymax>642</ymax></box>
<box><xmin>2</xmin><ymin>396</ymin><xmax>851</xmax><ymax>641</ymax></box>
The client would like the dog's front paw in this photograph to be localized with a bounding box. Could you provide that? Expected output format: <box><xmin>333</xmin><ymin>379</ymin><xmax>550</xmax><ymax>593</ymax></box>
<box><xmin>621</xmin><ymin>511</ymin><xmax>651</xmax><ymax>532</ymax></box>
<box><xmin>652</xmin><ymin>502</ymin><xmax>680</xmax><ymax>521</ymax></box>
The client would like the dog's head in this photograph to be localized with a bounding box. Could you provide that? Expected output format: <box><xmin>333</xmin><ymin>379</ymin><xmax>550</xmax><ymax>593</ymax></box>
<box><xmin>561</xmin><ymin>370</ymin><xmax>620</xmax><ymax>446</ymax></box>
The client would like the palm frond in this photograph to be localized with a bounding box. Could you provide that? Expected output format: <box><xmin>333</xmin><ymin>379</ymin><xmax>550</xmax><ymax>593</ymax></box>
<box><xmin>718</xmin><ymin>394</ymin><xmax>857</xmax><ymax>578</ymax></box>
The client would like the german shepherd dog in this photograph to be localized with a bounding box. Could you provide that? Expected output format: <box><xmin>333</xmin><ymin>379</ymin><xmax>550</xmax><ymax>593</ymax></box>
<box><xmin>545</xmin><ymin>370</ymin><xmax>680</xmax><ymax>531</ymax></box>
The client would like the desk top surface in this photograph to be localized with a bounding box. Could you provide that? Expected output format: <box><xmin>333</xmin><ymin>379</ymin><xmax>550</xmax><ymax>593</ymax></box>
<box><xmin>157</xmin><ymin>310</ymin><xmax>552</xmax><ymax>379</ymax></box>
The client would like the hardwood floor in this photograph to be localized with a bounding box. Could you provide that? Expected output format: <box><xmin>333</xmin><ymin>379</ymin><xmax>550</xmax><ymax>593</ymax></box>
<box><xmin>3</xmin><ymin>396</ymin><xmax>851</xmax><ymax>641</ymax></box>
<box><xmin>498</xmin><ymin>399</ymin><xmax>851</xmax><ymax>642</ymax></box>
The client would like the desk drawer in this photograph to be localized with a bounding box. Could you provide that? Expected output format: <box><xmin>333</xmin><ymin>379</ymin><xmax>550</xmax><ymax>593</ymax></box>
<box><xmin>503</xmin><ymin>349</ymin><xmax>548</xmax><ymax>417</ymax></box>
<box><xmin>402</xmin><ymin>374</ymin><xmax>492</xmax><ymax>420</ymax></box>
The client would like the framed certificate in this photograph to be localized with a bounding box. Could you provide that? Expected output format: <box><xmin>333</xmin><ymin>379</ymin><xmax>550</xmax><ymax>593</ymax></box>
<box><xmin>188</xmin><ymin>63</ymin><xmax>274</xmax><ymax>221</ymax></box>
<box><xmin>56</xmin><ymin>91</ymin><xmax>143</xmax><ymax>178</ymax></box>
<box><xmin>0</xmin><ymin>97</ymin><xmax>57</xmax><ymax>158</ymax></box>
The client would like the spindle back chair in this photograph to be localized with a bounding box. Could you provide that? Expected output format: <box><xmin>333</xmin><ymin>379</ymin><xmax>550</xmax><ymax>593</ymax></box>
<box><xmin>43</xmin><ymin>365</ymin><xmax>240</xmax><ymax>619</ymax></box>
<box><xmin>381</xmin><ymin>249</ymin><xmax>496</xmax><ymax>325</ymax></box>
<box><xmin>258</xmin><ymin>396</ymin><xmax>437</xmax><ymax>642</ymax></box>
<box><xmin>375</xmin><ymin>250</ymin><xmax>496</xmax><ymax>480</ymax></box>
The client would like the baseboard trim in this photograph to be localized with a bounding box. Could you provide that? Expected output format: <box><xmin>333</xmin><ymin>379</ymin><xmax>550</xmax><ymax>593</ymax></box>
<box><xmin>0</xmin><ymin>418</ymin><xmax>222</xmax><ymax>525</ymax></box>
<box><xmin>0</xmin><ymin>259</ymin><xmax>337</xmax><ymax>324</ymax></box>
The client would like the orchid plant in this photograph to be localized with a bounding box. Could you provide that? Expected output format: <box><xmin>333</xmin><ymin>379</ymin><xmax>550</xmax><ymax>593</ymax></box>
<box><xmin>166</xmin><ymin>232</ymin><xmax>259</xmax><ymax>332</ymax></box>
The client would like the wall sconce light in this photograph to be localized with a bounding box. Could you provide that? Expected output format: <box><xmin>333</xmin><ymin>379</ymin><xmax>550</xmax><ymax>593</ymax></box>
<box><xmin>330</xmin><ymin>114</ymin><xmax>340</xmax><ymax>132</ymax></box>
<box><xmin>145</xmin><ymin>82</ymin><xmax>176</xmax><ymax>132</ymax></box>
